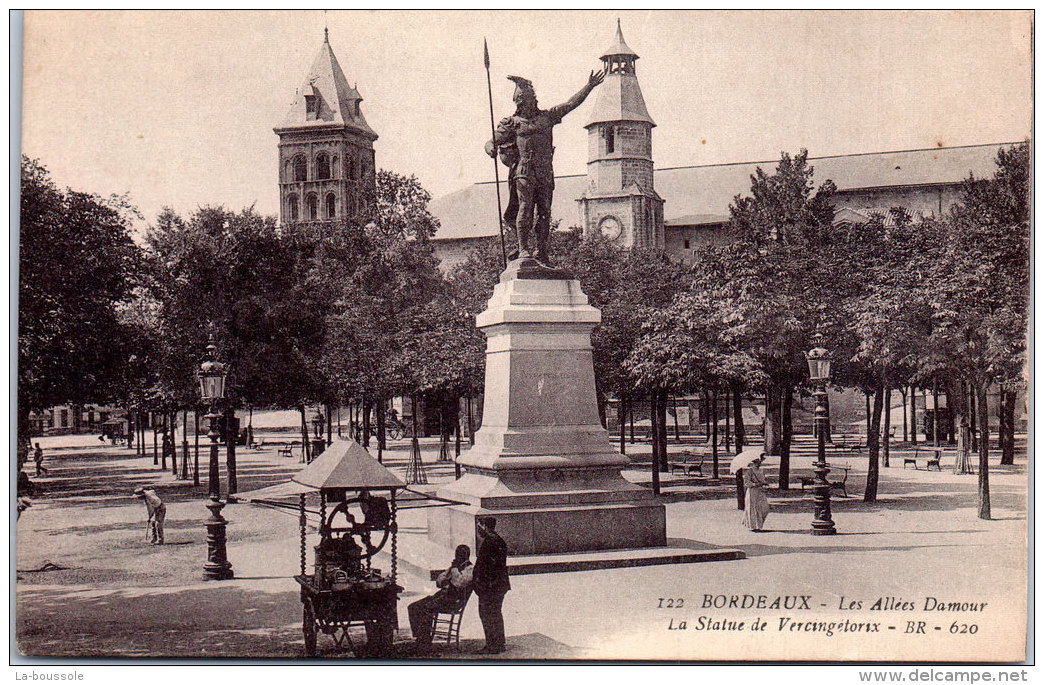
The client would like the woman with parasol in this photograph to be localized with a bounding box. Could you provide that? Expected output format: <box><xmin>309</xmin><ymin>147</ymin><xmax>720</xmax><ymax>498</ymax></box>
<box><xmin>732</xmin><ymin>448</ymin><xmax>770</xmax><ymax>531</ymax></box>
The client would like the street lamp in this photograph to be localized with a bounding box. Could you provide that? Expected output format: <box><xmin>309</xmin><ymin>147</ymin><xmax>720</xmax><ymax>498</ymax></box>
<box><xmin>805</xmin><ymin>333</ymin><xmax>837</xmax><ymax>536</ymax></box>
<box><xmin>198</xmin><ymin>339</ymin><xmax>234</xmax><ymax>580</ymax></box>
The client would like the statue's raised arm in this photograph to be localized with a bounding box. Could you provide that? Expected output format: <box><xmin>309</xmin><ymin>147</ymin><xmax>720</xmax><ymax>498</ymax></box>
<box><xmin>549</xmin><ymin>69</ymin><xmax>607</xmax><ymax>120</ymax></box>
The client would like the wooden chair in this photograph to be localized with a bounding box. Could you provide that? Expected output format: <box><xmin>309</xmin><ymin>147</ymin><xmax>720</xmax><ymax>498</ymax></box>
<box><xmin>431</xmin><ymin>590</ymin><xmax>472</xmax><ymax>651</ymax></box>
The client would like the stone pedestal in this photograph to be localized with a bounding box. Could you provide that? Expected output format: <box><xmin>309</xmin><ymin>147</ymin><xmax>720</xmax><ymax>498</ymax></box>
<box><xmin>429</xmin><ymin>265</ymin><xmax>665</xmax><ymax>555</ymax></box>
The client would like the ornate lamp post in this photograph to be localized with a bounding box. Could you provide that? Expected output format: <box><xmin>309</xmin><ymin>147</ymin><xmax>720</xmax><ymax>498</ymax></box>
<box><xmin>198</xmin><ymin>340</ymin><xmax>234</xmax><ymax>580</ymax></box>
<box><xmin>806</xmin><ymin>333</ymin><xmax>837</xmax><ymax>536</ymax></box>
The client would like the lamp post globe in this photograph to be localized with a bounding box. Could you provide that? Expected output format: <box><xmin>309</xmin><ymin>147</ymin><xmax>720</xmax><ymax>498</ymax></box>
<box><xmin>198</xmin><ymin>338</ymin><xmax>233</xmax><ymax>580</ymax></box>
<box><xmin>805</xmin><ymin>333</ymin><xmax>837</xmax><ymax>536</ymax></box>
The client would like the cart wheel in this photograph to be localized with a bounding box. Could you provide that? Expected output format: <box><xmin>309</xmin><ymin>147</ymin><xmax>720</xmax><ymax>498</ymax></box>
<box><xmin>388</xmin><ymin>425</ymin><xmax>404</xmax><ymax>441</ymax></box>
<box><xmin>303</xmin><ymin>599</ymin><xmax>317</xmax><ymax>657</ymax></box>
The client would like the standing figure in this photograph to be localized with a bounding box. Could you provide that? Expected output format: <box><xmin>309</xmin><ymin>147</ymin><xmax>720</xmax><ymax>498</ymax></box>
<box><xmin>485</xmin><ymin>70</ymin><xmax>605</xmax><ymax>265</ymax></box>
<box><xmin>33</xmin><ymin>443</ymin><xmax>47</xmax><ymax>476</ymax></box>
<box><xmin>408</xmin><ymin>544</ymin><xmax>474</xmax><ymax>649</ymax></box>
<box><xmin>134</xmin><ymin>487</ymin><xmax>166</xmax><ymax>544</ymax></box>
<box><xmin>742</xmin><ymin>455</ymin><xmax>770</xmax><ymax>532</ymax></box>
<box><xmin>473</xmin><ymin>516</ymin><xmax>510</xmax><ymax>654</ymax></box>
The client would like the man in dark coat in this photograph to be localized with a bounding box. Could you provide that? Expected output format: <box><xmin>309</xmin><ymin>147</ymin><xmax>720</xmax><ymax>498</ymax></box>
<box><xmin>472</xmin><ymin>516</ymin><xmax>510</xmax><ymax>654</ymax></box>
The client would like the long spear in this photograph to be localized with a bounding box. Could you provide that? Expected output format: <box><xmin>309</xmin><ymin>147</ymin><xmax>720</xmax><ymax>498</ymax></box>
<box><xmin>484</xmin><ymin>39</ymin><xmax>508</xmax><ymax>269</ymax></box>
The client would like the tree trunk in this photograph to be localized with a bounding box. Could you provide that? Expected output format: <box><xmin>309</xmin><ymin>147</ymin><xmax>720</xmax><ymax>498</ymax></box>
<box><xmin>169</xmin><ymin>410</ymin><xmax>178</xmax><ymax>477</ymax></box>
<box><xmin>618</xmin><ymin>397</ymin><xmax>627</xmax><ymax>455</ymax></box>
<box><xmin>152</xmin><ymin>413</ymin><xmax>159</xmax><ymax>466</ymax></box>
<box><xmin>629</xmin><ymin>400</ymin><xmax>635</xmax><ymax>444</ymax></box>
<box><xmin>299</xmin><ymin>405</ymin><xmax>311</xmax><ymax>463</ymax></box>
<box><xmin>864</xmin><ymin>384</ymin><xmax>884</xmax><ymax>502</ymax></box>
<box><xmin>225</xmin><ymin>406</ymin><xmax>237</xmax><ymax>496</ymax></box>
<box><xmin>362</xmin><ymin>399</ymin><xmax>372</xmax><ymax>448</ymax></box>
<box><xmin>932</xmin><ymin>379</ymin><xmax>940</xmax><ymax>447</ymax></box>
<box><xmin>724</xmin><ymin>387</ymin><xmax>731</xmax><ymax>453</ymax></box>
<box><xmin>658</xmin><ymin>392</ymin><xmax>670</xmax><ymax>473</ymax></box>
<box><xmin>703</xmin><ymin>391</ymin><xmax>711</xmax><ymax>443</ymax></box>
<box><xmin>160</xmin><ymin>414</ymin><xmax>168</xmax><ymax>470</ymax></box>
<box><xmin>778</xmin><ymin>387</ymin><xmax>792</xmax><ymax>491</ymax></box>
<box><xmin>977</xmin><ymin>382</ymin><xmax>991</xmax><ymax>520</ymax></box>
<box><xmin>910</xmin><ymin>385</ymin><xmax>918</xmax><ymax>445</ymax></box>
<box><xmin>968</xmin><ymin>382</ymin><xmax>978</xmax><ymax>451</ymax></box>
<box><xmin>1000</xmin><ymin>389</ymin><xmax>1016</xmax><ymax>465</ymax></box>
<box><xmin>467</xmin><ymin>395</ymin><xmax>475</xmax><ymax>446</ymax></box>
<box><xmin>900</xmin><ymin>387</ymin><xmax>908</xmax><ymax>442</ymax></box>
<box><xmin>376</xmin><ymin>398</ymin><xmax>386</xmax><ymax>463</ymax></box>
<box><xmin>731</xmin><ymin>382</ymin><xmax>745</xmax><ymax>453</ymax></box>
<box><xmin>193</xmin><ymin>409</ymin><xmax>200</xmax><ymax>486</ymax></box>
<box><xmin>326</xmin><ymin>405</ymin><xmax>333</xmax><ymax>447</ymax></box>
<box><xmin>865</xmin><ymin>392</ymin><xmax>871</xmax><ymax>446</ymax></box>
<box><xmin>649</xmin><ymin>393</ymin><xmax>661</xmax><ymax>495</ymax></box>
<box><xmin>882</xmin><ymin>387</ymin><xmax>892</xmax><ymax>468</ymax></box>
<box><xmin>711</xmin><ymin>389</ymin><xmax>719</xmax><ymax>480</ymax></box>
<box><xmin>672</xmin><ymin>397</ymin><xmax>681</xmax><ymax>441</ymax></box>
<box><xmin>764</xmin><ymin>390</ymin><xmax>781</xmax><ymax>456</ymax></box>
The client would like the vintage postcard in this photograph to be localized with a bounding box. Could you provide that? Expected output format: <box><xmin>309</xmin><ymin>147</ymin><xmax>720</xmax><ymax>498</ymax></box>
<box><xmin>14</xmin><ymin>10</ymin><xmax>1031</xmax><ymax>665</ymax></box>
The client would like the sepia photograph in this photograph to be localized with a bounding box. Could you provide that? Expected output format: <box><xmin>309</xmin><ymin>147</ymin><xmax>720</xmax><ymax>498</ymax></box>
<box><xmin>13</xmin><ymin>10</ymin><xmax>1031</xmax><ymax>666</ymax></box>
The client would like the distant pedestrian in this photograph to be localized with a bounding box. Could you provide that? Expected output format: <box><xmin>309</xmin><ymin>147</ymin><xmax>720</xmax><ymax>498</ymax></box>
<box><xmin>134</xmin><ymin>487</ymin><xmax>166</xmax><ymax>544</ymax></box>
<box><xmin>473</xmin><ymin>516</ymin><xmax>510</xmax><ymax>654</ymax></box>
<box><xmin>742</xmin><ymin>455</ymin><xmax>770</xmax><ymax>532</ymax></box>
<box><xmin>16</xmin><ymin>497</ymin><xmax>31</xmax><ymax>520</ymax></box>
<box><xmin>33</xmin><ymin>443</ymin><xmax>47</xmax><ymax>476</ymax></box>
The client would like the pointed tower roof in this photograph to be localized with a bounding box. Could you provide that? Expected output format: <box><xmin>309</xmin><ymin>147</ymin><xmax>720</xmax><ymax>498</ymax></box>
<box><xmin>292</xmin><ymin>439</ymin><xmax>404</xmax><ymax>491</ymax></box>
<box><xmin>586</xmin><ymin>22</ymin><xmax>654</xmax><ymax>128</ymax></box>
<box><xmin>601</xmin><ymin>19</ymin><xmax>638</xmax><ymax>59</ymax></box>
<box><xmin>276</xmin><ymin>34</ymin><xmax>377</xmax><ymax>139</ymax></box>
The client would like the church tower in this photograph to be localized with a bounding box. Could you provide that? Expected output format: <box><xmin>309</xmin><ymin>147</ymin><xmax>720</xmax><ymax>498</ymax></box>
<box><xmin>578</xmin><ymin>21</ymin><xmax>664</xmax><ymax>249</ymax></box>
<box><xmin>274</xmin><ymin>30</ymin><xmax>378</xmax><ymax>227</ymax></box>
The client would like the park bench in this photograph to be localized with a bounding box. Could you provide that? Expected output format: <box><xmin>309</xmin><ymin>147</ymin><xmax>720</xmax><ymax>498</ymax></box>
<box><xmin>798</xmin><ymin>464</ymin><xmax>851</xmax><ymax>497</ymax></box>
<box><xmin>903</xmin><ymin>446</ymin><xmax>942</xmax><ymax>471</ymax></box>
<box><xmin>668</xmin><ymin>450</ymin><xmax>706</xmax><ymax>477</ymax></box>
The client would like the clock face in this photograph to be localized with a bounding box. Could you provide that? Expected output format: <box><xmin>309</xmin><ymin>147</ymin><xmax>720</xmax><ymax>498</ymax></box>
<box><xmin>598</xmin><ymin>215</ymin><xmax>622</xmax><ymax>240</ymax></box>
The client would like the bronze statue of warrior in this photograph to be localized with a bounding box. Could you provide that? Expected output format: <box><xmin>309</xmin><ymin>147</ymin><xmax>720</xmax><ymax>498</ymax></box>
<box><xmin>485</xmin><ymin>70</ymin><xmax>605</xmax><ymax>265</ymax></box>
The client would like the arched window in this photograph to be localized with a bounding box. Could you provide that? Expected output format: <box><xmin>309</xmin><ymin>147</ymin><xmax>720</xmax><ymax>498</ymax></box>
<box><xmin>604</xmin><ymin>125</ymin><xmax>615</xmax><ymax>154</ymax></box>
<box><xmin>346</xmin><ymin>194</ymin><xmax>356</xmax><ymax>217</ymax></box>
<box><xmin>294</xmin><ymin>155</ymin><xmax>307</xmax><ymax>182</ymax></box>
<box><xmin>287</xmin><ymin>194</ymin><xmax>299</xmax><ymax>221</ymax></box>
<box><xmin>348</xmin><ymin>157</ymin><xmax>357</xmax><ymax>180</ymax></box>
<box><xmin>325</xmin><ymin>193</ymin><xmax>337</xmax><ymax>218</ymax></box>
<box><xmin>306</xmin><ymin>194</ymin><xmax>319</xmax><ymax>221</ymax></box>
<box><xmin>315</xmin><ymin>152</ymin><xmax>330</xmax><ymax>180</ymax></box>
<box><xmin>330</xmin><ymin>155</ymin><xmax>339</xmax><ymax>178</ymax></box>
<box><xmin>284</xmin><ymin>160</ymin><xmax>293</xmax><ymax>181</ymax></box>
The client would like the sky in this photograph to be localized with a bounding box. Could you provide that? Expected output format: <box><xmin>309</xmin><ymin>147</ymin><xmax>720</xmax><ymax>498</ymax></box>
<box><xmin>19</xmin><ymin>10</ymin><xmax>1032</xmax><ymax>228</ymax></box>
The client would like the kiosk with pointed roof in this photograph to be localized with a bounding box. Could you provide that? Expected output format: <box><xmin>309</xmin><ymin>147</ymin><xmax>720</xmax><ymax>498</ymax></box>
<box><xmin>237</xmin><ymin>438</ymin><xmax>404</xmax><ymax>657</ymax></box>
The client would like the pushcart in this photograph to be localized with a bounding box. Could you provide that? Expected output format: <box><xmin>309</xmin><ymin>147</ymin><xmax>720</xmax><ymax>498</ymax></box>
<box><xmin>240</xmin><ymin>439</ymin><xmax>405</xmax><ymax>657</ymax></box>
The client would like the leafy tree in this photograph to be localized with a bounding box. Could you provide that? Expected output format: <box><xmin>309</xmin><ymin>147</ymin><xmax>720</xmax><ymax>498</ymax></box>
<box><xmin>692</xmin><ymin>150</ymin><xmax>837</xmax><ymax>489</ymax></box>
<box><xmin>927</xmin><ymin>142</ymin><xmax>1029</xmax><ymax>517</ymax></box>
<box><xmin>18</xmin><ymin>157</ymin><xmax>143</xmax><ymax>443</ymax></box>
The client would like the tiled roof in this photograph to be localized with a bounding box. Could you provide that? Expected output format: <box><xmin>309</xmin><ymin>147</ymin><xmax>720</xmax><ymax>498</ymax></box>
<box><xmin>276</xmin><ymin>36</ymin><xmax>377</xmax><ymax>139</ymax></box>
<box><xmin>584</xmin><ymin>71</ymin><xmax>655</xmax><ymax>128</ymax></box>
<box><xmin>430</xmin><ymin>142</ymin><xmax>1016</xmax><ymax>241</ymax></box>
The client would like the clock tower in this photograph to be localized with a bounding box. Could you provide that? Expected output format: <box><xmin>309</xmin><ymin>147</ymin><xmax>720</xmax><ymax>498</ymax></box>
<box><xmin>577</xmin><ymin>21</ymin><xmax>664</xmax><ymax>249</ymax></box>
<box><xmin>274</xmin><ymin>30</ymin><xmax>378</xmax><ymax>227</ymax></box>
